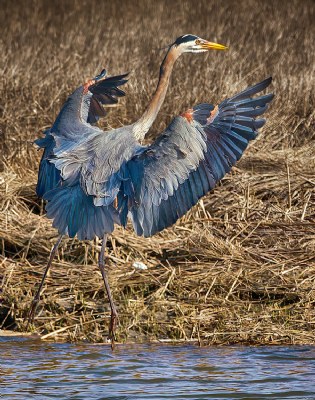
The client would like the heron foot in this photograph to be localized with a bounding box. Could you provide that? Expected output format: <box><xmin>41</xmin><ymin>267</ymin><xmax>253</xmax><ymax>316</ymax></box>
<box><xmin>25</xmin><ymin>297</ymin><xmax>39</xmax><ymax>329</ymax></box>
<box><xmin>108</xmin><ymin>308</ymin><xmax>118</xmax><ymax>350</ymax></box>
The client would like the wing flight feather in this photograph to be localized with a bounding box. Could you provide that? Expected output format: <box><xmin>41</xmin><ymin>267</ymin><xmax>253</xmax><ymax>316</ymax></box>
<box><xmin>121</xmin><ymin>77</ymin><xmax>273</xmax><ymax>237</ymax></box>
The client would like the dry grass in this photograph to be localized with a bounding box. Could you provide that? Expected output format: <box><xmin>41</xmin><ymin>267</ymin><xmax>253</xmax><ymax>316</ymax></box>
<box><xmin>0</xmin><ymin>0</ymin><xmax>314</xmax><ymax>344</ymax></box>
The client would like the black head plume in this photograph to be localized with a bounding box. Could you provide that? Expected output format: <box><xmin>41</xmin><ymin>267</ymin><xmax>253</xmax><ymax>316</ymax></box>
<box><xmin>174</xmin><ymin>34</ymin><xmax>199</xmax><ymax>46</ymax></box>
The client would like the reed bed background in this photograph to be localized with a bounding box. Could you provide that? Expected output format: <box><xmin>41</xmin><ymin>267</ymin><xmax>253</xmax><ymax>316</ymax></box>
<box><xmin>0</xmin><ymin>0</ymin><xmax>314</xmax><ymax>344</ymax></box>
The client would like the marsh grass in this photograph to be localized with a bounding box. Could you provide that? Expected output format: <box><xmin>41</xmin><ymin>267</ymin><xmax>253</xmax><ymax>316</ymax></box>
<box><xmin>0</xmin><ymin>0</ymin><xmax>314</xmax><ymax>344</ymax></box>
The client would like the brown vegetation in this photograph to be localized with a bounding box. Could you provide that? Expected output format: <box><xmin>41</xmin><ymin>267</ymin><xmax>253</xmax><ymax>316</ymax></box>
<box><xmin>0</xmin><ymin>0</ymin><xmax>314</xmax><ymax>344</ymax></box>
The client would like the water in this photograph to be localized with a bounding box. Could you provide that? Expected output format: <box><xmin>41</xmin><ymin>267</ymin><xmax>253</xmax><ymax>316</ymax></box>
<box><xmin>1</xmin><ymin>337</ymin><xmax>315</xmax><ymax>399</ymax></box>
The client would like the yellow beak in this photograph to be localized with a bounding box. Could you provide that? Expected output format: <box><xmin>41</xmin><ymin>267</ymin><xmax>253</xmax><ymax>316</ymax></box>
<box><xmin>201</xmin><ymin>41</ymin><xmax>228</xmax><ymax>51</ymax></box>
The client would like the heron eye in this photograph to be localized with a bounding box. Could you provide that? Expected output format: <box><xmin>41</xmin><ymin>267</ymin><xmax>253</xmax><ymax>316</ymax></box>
<box><xmin>195</xmin><ymin>39</ymin><xmax>201</xmax><ymax>45</ymax></box>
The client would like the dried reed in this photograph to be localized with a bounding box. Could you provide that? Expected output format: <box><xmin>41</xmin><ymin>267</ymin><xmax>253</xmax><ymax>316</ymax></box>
<box><xmin>0</xmin><ymin>0</ymin><xmax>314</xmax><ymax>344</ymax></box>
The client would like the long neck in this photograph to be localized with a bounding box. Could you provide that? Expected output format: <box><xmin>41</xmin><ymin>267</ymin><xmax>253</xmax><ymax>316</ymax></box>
<box><xmin>133</xmin><ymin>46</ymin><xmax>180</xmax><ymax>140</ymax></box>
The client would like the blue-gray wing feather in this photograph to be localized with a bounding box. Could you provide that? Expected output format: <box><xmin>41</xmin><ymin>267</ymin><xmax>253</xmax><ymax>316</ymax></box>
<box><xmin>35</xmin><ymin>131</ymin><xmax>61</xmax><ymax>197</ymax></box>
<box><xmin>35</xmin><ymin>72</ymin><xmax>131</xmax><ymax>240</ymax></box>
<box><xmin>43</xmin><ymin>126</ymin><xmax>138</xmax><ymax>240</ymax></box>
<box><xmin>122</xmin><ymin>77</ymin><xmax>273</xmax><ymax>237</ymax></box>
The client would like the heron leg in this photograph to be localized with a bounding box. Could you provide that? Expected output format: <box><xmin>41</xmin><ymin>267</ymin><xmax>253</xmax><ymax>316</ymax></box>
<box><xmin>26</xmin><ymin>234</ymin><xmax>63</xmax><ymax>328</ymax></box>
<box><xmin>98</xmin><ymin>233</ymin><xmax>118</xmax><ymax>349</ymax></box>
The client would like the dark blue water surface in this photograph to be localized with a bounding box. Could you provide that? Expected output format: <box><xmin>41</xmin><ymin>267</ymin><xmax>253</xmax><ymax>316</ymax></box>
<box><xmin>0</xmin><ymin>337</ymin><xmax>315</xmax><ymax>399</ymax></box>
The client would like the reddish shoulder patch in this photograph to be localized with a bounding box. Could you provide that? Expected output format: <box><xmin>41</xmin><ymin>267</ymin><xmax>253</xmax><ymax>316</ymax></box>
<box><xmin>83</xmin><ymin>79</ymin><xmax>95</xmax><ymax>94</ymax></box>
<box><xmin>181</xmin><ymin>108</ymin><xmax>194</xmax><ymax>123</ymax></box>
<box><xmin>207</xmin><ymin>105</ymin><xmax>219</xmax><ymax>124</ymax></box>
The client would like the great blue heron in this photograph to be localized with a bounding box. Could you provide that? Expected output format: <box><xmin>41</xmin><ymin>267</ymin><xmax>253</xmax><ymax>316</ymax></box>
<box><xmin>28</xmin><ymin>34</ymin><xmax>273</xmax><ymax>347</ymax></box>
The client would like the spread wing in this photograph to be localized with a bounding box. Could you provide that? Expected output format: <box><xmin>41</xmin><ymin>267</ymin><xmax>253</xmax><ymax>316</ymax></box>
<box><xmin>34</xmin><ymin>70</ymin><xmax>131</xmax><ymax>240</ymax></box>
<box><xmin>121</xmin><ymin>77</ymin><xmax>273</xmax><ymax>237</ymax></box>
<box><xmin>35</xmin><ymin>70</ymin><xmax>128</xmax><ymax>198</ymax></box>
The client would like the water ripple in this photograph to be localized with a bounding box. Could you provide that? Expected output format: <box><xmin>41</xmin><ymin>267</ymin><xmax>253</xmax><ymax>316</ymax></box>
<box><xmin>0</xmin><ymin>337</ymin><xmax>315</xmax><ymax>399</ymax></box>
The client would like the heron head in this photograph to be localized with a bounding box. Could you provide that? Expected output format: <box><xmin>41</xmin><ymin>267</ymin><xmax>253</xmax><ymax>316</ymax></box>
<box><xmin>173</xmin><ymin>34</ymin><xmax>228</xmax><ymax>53</ymax></box>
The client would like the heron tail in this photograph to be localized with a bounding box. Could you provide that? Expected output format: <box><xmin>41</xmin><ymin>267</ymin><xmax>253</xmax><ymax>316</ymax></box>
<box><xmin>44</xmin><ymin>184</ymin><xmax>119</xmax><ymax>240</ymax></box>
